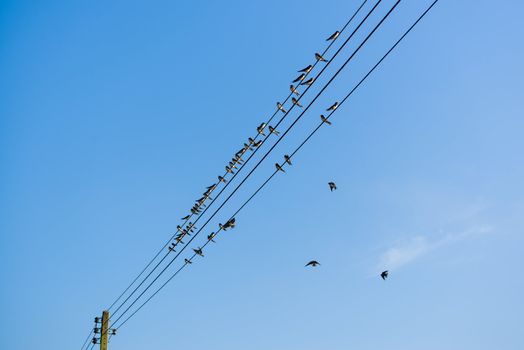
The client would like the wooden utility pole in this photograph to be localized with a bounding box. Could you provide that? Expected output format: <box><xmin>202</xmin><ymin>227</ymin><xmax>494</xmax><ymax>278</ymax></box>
<box><xmin>100</xmin><ymin>310</ymin><xmax>109</xmax><ymax>350</ymax></box>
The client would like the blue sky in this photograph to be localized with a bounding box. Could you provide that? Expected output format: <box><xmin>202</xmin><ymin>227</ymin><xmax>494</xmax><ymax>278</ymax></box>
<box><xmin>1</xmin><ymin>0</ymin><xmax>523</xmax><ymax>349</ymax></box>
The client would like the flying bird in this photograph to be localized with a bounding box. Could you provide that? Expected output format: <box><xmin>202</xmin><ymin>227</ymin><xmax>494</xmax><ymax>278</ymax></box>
<box><xmin>290</xmin><ymin>85</ymin><xmax>300</xmax><ymax>96</ymax></box>
<box><xmin>292</xmin><ymin>73</ymin><xmax>306</xmax><ymax>83</ymax></box>
<box><xmin>381</xmin><ymin>270</ymin><xmax>389</xmax><ymax>280</ymax></box>
<box><xmin>320</xmin><ymin>114</ymin><xmax>332</xmax><ymax>125</ymax></box>
<box><xmin>328</xmin><ymin>182</ymin><xmax>337</xmax><ymax>191</ymax></box>
<box><xmin>291</xmin><ymin>97</ymin><xmax>303</xmax><ymax>107</ymax></box>
<box><xmin>326</xmin><ymin>102</ymin><xmax>339</xmax><ymax>111</ymax></box>
<box><xmin>301</xmin><ymin>77</ymin><xmax>315</xmax><ymax>86</ymax></box>
<box><xmin>269</xmin><ymin>126</ymin><xmax>280</xmax><ymax>135</ymax></box>
<box><xmin>284</xmin><ymin>154</ymin><xmax>292</xmax><ymax>165</ymax></box>
<box><xmin>315</xmin><ymin>52</ymin><xmax>327</xmax><ymax>62</ymax></box>
<box><xmin>305</xmin><ymin>260</ymin><xmax>320</xmax><ymax>267</ymax></box>
<box><xmin>193</xmin><ymin>247</ymin><xmax>204</xmax><ymax>257</ymax></box>
<box><xmin>298</xmin><ymin>64</ymin><xmax>313</xmax><ymax>73</ymax></box>
<box><xmin>326</xmin><ymin>30</ymin><xmax>340</xmax><ymax>41</ymax></box>
<box><xmin>275</xmin><ymin>163</ymin><xmax>285</xmax><ymax>173</ymax></box>
<box><xmin>277</xmin><ymin>102</ymin><xmax>287</xmax><ymax>113</ymax></box>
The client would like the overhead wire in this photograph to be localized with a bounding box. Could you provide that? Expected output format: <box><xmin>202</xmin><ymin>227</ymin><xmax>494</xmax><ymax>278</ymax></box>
<box><xmin>105</xmin><ymin>0</ymin><xmax>373</xmax><ymax>320</ymax></box>
<box><xmin>105</xmin><ymin>0</ymin><xmax>370</xmax><ymax>316</ymax></box>
<box><xmin>106</xmin><ymin>0</ymin><xmax>398</xmax><ymax>331</ymax></box>
<box><xmin>110</xmin><ymin>0</ymin><xmax>439</xmax><ymax>331</ymax></box>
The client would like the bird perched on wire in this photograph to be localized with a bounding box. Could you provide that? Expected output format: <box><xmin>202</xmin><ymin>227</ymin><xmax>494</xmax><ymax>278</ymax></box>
<box><xmin>326</xmin><ymin>30</ymin><xmax>340</xmax><ymax>41</ymax></box>
<box><xmin>224</xmin><ymin>218</ymin><xmax>236</xmax><ymax>229</ymax></box>
<box><xmin>193</xmin><ymin>247</ymin><xmax>204</xmax><ymax>257</ymax></box>
<box><xmin>269</xmin><ymin>126</ymin><xmax>280</xmax><ymax>135</ymax></box>
<box><xmin>207</xmin><ymin>232</ymin><xmax>216</xmax><ymax>243</ymax></box>
<box><xmin>225</xmin><ymin>165</ymin><xmax>235</xmax><ymax>174</ymax></box>
<box><xmin>328</xmin><ymin>182</ymin><xmax>337</xmax><ymax>191</ymax></box>
<box><xmin>301</xmin><ymin>77</ymin><xmax>315</xmax><ymax>86</ymax></box>
<box><xmin>381</xmin><ymin>270</ymin><xmax>389</xmax><ymax>280</ymax></box>
<box><xmin>291</xmin><ymin>97</ymin><xmax>303</xmax><ymax>107</ymax></box>
<box><xmin>168</xmin><ymin>243</ymin><xmax>176</xmax><ymax>252</ymax></box>
<box><xmin>275</xmin><ymin>163</ymin><xmax>285</xmax><ymax>173</ymax></box>
<box><xmin>320</xmin><ymin>114</ymin><xmax>332</xmax><ymax>125</ymax></box>
<box><xmin>298</xmin><ymin>64</ymin><xmax>313</xmax><ymax>73</ymax></box>
<box><xmin>284</xmin><ymin>155</ymin><xmax>292</xmax><ymax>165</ymax></box>
<box><xmin>181</xmin><ymin>214</ymin><xmax>191</xmax><ymax>220</ymax></box>
<box><xmin>305</xmin><ymin>260</ymin><xmax>320</xmax><ymax>267</ymax></box>
<box><xmin>277</xmin><ymin>102</ymin><xmax>287</xmax><ymax>113</ymax></box>
<box><xmin>292</xmin><ymin>73</ymin><xmax>306</xmax><ymax>83</ymax></box>
<box><xmin>253</xmin><ymin>140</ymin><xmax>263</xmax><ymax>148</ymax></box>
<box><xmin>185</xmin><ymin>258</ymin><xmax>192</xmax><ymax>264</ymax></box>
<box><xmin>257</xmin><ymin>122</ymin><xmax>267</xmax><ymax>136</ymax></box>
<box><xmin>218</xmin><ymin>175</ymin><xmax>227</xmax><ymax>184</ymax></box>
<box><xmin>326</xmin><ymin>102</ymin><xmax>339</xmax><ymax>111</ymax></box>
<box><xmin>315</xmin><ymin>52</ymin><xmax>327</xmax><ymax>62</ymax></box>
<box><xmin>290</xmin><ymin>85</ymin><xmax>300</xmax><ymax>96</ymax></box>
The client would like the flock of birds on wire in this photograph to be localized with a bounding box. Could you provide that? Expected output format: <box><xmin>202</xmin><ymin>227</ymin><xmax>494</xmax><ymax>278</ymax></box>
<box><xmin>165</xmin><ymin>29</ymin><xmax>390</xmax><ymax>281</ymax></box>
<box><xmin>83</xmin><ymin>0</ymin><xmax>445</xmax><ymax>345</ymax></box>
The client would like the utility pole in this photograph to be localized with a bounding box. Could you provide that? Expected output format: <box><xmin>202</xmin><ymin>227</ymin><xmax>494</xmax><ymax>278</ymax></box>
<box><xmin>100</xmin><ymin>310</ymin><xmax>109</xmax><ymax>350</ymax></box>
<box><xmin>93</xmin><ymin>311</ymin><xmax>114</xmax><ymax>349</ymax></box>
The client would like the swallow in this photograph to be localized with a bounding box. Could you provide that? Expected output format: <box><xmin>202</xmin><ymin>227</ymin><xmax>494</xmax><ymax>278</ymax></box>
<box><xmin>277</xmin><ymin>102</ymin><xmax>287</xmax><ymax>113</ymax></box>
<box><xmin>326</xmin><ymin>102</ymin><xmax>339</xmax><ymax>111</ymax></box>
<box><xmin>243</xmin><ymin>143</ymin><xmax>253</xmax><ymax>152</ymax></box>
<box><xmin>328</xmin><ymin>182</ymin><xmax>337</xmax><ymax>191</ymax></box>
<box><xmin>298</xmin><ymin>64</ymin><xmax>313</xmax><ymax>73</ymax></box>
<box><xmin>326</xmin><ymin>30</ymin><xmax>340</xmax><ymax>41</ymax></box>
<box><xmin>185</xmin><ymin>258</ymin><xmax>192</xmax><ymax>264</ymax></box>
<box><xmin>168</xmin><ymin>243</ymin><xmax>176</xmax><ymax>252</ymax></box>
<box><xmin>315</xmin><ymin>52</ymin><xmax>327</xmax><ymax>62</ymax></box>
<box><xmin>381</xmin><ymin>270</ymin><xmax>389</xmax><ymax>280</ymax></box>
<box><xmin>226</xmin><ymin>165</ymin><xmax>235</xmax><ymax>174</ymax></box>
<box><xmin>206</xmin><ymin>184</ymin><xmax>217</xmax><ymax>190</ymax></box>
<box><xmin>300</xmin><ymin>77</ymin><xmax>315</xmax><ymax>86</ymax></box>
<box><xmin>290</xmin><ymin>85</ymin><xmax>300</xmax><ymax>96</ymax></box>
<box><xmin>291</xmin><ymin>97</ymin><xmax>303</xmax><ymax>107</ymax></box>
<box><xmin>257</xmin><ymin>122</ymin><xmax>267</xmax><ymax>136</ymax></box>
<box><xmin>224</xmin><ymin>218</ymin><xmax>236</xmax><ymax>229</ymax></box>
<box><xmin>305</xmin><ymin>260</ymin><xmax>320</xmax><ymax>267</ymax></box>
<box><xmin>275</xmin><ymin>163</ymin><xmax>285</xmax><ymax>173</ymax></box>
<box><xmin>207</xmin><ymin>232</ymin><xmax>216</xmax><ymax>243</ymax></box>
<box><xmin>229</xmin><ymin>161</ymin><xmax>238</xmax><ymax>169</ymax></box>
<box><xmin>218</xmin><ymin>175</ymin><xmax>227</xmax><ymax>183</ymax></box>
<box><xmin>292</xmin><ymin>73</ymin><xmax>306</xmax><ymax>83</ymax></box>
<box><xmin>253</xmin><ymin>140</ymin><xmax>262</xmax><ymax>148</ymax></box>
<box><xmin>320</xmin><ymin>114</ymin><xmax>332</xmax><ymax>125</ymax></box>
<box><xmin>177</xmin><ymin>225</ymin><xmax>185</xmax><ymax>233</ymax></box>
<box><xmin>284</xmin><ymin>154</ymin><xmax>292</xmax><ymax>165</ymax></box>
<box><xmin>193</xmin><ymin>247</ymin><xmax>204</xmax><ymax>257</ymax></box>
<box><xmin>248</xmin><ymin>137</ymin><xmax>255</xmax><ymax>145</ymax></box>
<box><xmin>187</xmin><ymin>222</ymin><xmax>197</xmax><ymax>232</ymax></box>
<box><xmin>268</xmin><ymin>126</ymin><xmax>280</xmax><ymax>135</ymax></box>
<box><xmin>181</xmin><ymin>214</ymin><xmax>191</xmax><ymax>220</ymax></box>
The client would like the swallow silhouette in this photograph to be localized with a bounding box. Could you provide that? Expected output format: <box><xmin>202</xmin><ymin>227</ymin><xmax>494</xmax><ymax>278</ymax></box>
<box><xmin>320</xmin><ymin>114</ymin><xmax>332</xmax><ymax>125</ymax></box>
<box><xmin>326</xmin><ymin>102</ymin><xmax>339</xmax><ymax>111</ymax></box>
<box><xmin>326</xmin><ymin>30</ymin><xmax>340</xmax><ymax>41</ymax></box>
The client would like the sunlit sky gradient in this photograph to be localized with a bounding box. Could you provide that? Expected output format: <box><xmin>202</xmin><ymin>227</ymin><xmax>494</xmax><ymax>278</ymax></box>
<box><xmin>1</xmin><ymin>1</ymin><xmax>523</xmax><ymax>349</ymax></box>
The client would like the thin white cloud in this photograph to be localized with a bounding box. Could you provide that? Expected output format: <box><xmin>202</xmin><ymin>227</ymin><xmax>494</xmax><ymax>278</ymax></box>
<box><xmin>377</xmin><ymin>225</ymin><xmax>493</xmax><ymax>271</ymax></box>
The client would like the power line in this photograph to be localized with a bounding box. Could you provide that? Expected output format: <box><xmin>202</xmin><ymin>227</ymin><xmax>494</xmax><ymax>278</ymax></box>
<box><xmin>106</xmin><ymin>0</ymin><xmax>397</xmax><ymax>330</ymax></box>
<box><xmin>105</xmin><ymin>0</ymin><xmax>370</xmax><ymax>316</ymax></box>
<box><xmin>80</xmin><ymin>329</ymin><xmax>93</xmax><ymax>350</ymax></box>
<box><xmin>111</xmin><ymin>0</ymin><xmax>439</xmax><ymax>332</ymax></box>
<box><xmin>106</xmin><ymin>0</ymin><xmax>373</xmax><ymax>320</ymax></box>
